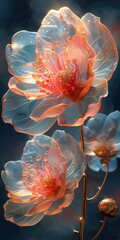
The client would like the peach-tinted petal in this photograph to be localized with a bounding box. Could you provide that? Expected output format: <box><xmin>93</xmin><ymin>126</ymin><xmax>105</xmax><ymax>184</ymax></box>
<box><xmin>82</xmin><ymin>13</ymin><xmax>118</xmax><ymax>81</ymax></box>
<box><xmin>26</xmin><ymin>199</ymin><xmax>52</xmax><ymax>216</ymax></box>
<box><xmin>4</xmin><ymin>200</ymin><xmax>44</xmax><ymax>226</ymax></box>
<box><xmin>66</xmin><ymin>179</ymin><xmax>78</xmax><ymax>190</ymax></box>
<box><xmin>46</xmin><ymin>192</ymin><xmax>74</xmax><ymax>215</ymax></box>
<box><xmin>6</xmin><ymin>31</ymin><xmax>37</xmax><ymax>82</ymax></box>
<box><xmin>2</xmin><ymin>90</ymin><xmax>56</xmax><ymax>135</ymax></box>
<box><xmin>58</xmin><ymin>78</ymin><xmax>108</xmax><ymax>126</ymax></box>
<box><xmin>30</xmin><ymin>95</ymin><xmax>69</xmax><ymax>121</ymax></box>
<box><xmin>66</xmin><ymin>35</ymin><xmax>95</xmax><ymax>75</ymax></box>
<box><xmin>8</xmin><ymin>77</ymin><xmax>46</xmax><ymax>100</ymax></box>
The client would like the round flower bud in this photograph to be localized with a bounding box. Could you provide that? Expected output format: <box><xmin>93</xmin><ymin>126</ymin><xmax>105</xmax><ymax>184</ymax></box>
<box><xmin>98</xmin><ymin>198</ymin><xmax>118</xmax><ymax>217</ymax></box>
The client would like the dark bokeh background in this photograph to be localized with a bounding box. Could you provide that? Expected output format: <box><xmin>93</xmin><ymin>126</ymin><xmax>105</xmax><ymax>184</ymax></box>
<box><xmin>0</xmin><ymin>0</ymin><xmax>120</xmax><ymax>239</ymax></box>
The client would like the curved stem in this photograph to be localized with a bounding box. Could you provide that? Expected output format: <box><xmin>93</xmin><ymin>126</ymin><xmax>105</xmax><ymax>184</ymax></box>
<box><xmin>80</xmin><ymin>125</ymin><xmax>85</xmax><ymax>151</ymax></box>
<box><xmin>87</xmin><ymin>164</ymin><xmax>109</xmax><ymax>201</ymax></box>
<box><xmin>67</xmin><ymin>207</ymin><xmax>80</xmax><ymax>222</ymax></box>
<box><xmin>79</xmin><ymin>125</ymin><xmax>87</xmax><ymax>240</ymax></box>
<box><xmin>91</xmin><ymin>216</ymin><xmax>107</xmax><ymax>240</ymax></box>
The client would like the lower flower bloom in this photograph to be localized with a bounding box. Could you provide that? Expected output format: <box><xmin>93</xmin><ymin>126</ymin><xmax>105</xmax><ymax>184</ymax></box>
<box><xmin>1</xmin><ymin>130</ymin><xmax>86</xmax><ymax>226</ymax></box>
<box><xmin>83</xmin><ymin>111</ymin><xmax>120</xmax><ymax>172</ymax></box>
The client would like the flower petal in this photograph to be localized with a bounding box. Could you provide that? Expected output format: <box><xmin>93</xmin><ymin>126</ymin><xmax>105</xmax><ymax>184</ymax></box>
<box><xmin>1</xmin><ymin>161</ymin><xmax>32</xmax><ymax>201</ymax></box>
<box><xmin>6</xmin><ymin>31</ymin><xmax>37</xmax><ymax>82</ymax></box>
<box><xmin>30</xmin><ymin>95</ymin><xmax>69</xmax><ymax>121</ymax></box>
<box><xmin>87</xmin><ymin>156</ymin><xmax>117</xmax><ymax>172</ymax></box>
<box><xmin>83</xmin><ymin>127</ymin><xmax>102</xmax><ymax>155</ymax></box>
<box><xmin>8</xmin><ymin>77</ymin><xmax>46</xmax><ymax>100</ymax></box>
<box><xmin>46</xmin><ymin>192</ymin><xmax>74</xmax><ymax>215</ymax></box>
<box><xmin>4</xmin><ymin>200</ymin><xmax>44</xmax><ymax>226</ymax></box>
<box><xmin>2</xmin><ymin>90</ymin><xmax>56</xmax><ymax>135</ymax></box>
<box><xmin>58</xmin><ymin>78</ymin><xmax>108</xmax><ymax>126</ymax></box>
<box><xmin>102</xmin><ymin>111</ymin><xmax>120</xmax><ymax>142</ymax></box>
<box><xmin>38</xmin><ymin>7</ymin><xmax>86</xmax><ymax>45</ymax></box>
<box><xmin>21</xmin><ymin>134</ymin><xmax>67</xmax><ymax>174</ymax></box>
<box><xmin>84</xmin><ymin>111</ymin><xmax>120</xmax><ymax>146</ymax></box>
<box><xmin>26</xmin><ymin>199</ymin><xmax>52</xmax><ymax>216</ymax></box>
<box><xmin>85</xmin><ymin>113</ymin><xmax>107</xmax><ymax>137</ymax></box>
<box><xmin>82</xmin><ymin>13</ymin><xmax>118</xmax><ymax>81</ymax></box>
<box><xmin>52</xmin><ymin>130</ymin><xmax>86</xmax><ymax>181</ymax></box>
<box><xmin>66</xmin><ymin>34</ymin><xmax>95</xmax><ymax>77</ymax></box>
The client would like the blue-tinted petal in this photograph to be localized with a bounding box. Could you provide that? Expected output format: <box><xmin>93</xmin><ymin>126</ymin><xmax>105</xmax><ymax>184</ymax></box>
<box><xmin>87</xmin><ymin>156</ymin><xmax>102</xmax><ymax>172</ymax></box>
<box><xmin>2</xmin><ymin>90</ymin><xmax>56</xmax><ymax>135</ymax></box>
<box><xmin>87</xmin><ymin>156</ymin><xmax>117</xmax><ymax>172</ymax></box>
<box><xmin>104</xmin><ymin>111</ymin><xmax>120</xmax><ymax>141</ymax></box>
<box><xmin>1</xmin><ymin>161</ymin><xmax>31</xmax><ymax>198</ymax></box>
<box><xmin>22</xmin><ymin>134</ymin><xmax>67</xmax><ymax>175</ymax></box>
<box><xmin>4</xmin><ymin>200</ymin><xmax>44</xmax><ymax>226</ymax></box>
<box><xmin>82</xmin><ymin>13</ymin><xmax>118</xmax><ymax>81</ymax></box>
<box><xmin>85</xmin><ymin>111</ymin><xmax>120</xmax><ymax>144</ymax></box>
<box><xmin>52</xmin><ymin>130</ymin><xmax>86</xmax><ymax>181</ymax></box>
<box><xmin>38</xmin><ymin>7</ymin><xmax>85</xmax><ymax>45</ymax></box>
<box><xmin>102</xmin><ymin>158</ymin><xmax>117</xmax><ymax>172</ymax></box>
<box><xmin>83</xmin><ymin>126</ymin><xmax>101</xmax><ymax>155</ymax></box>
<box><xmin>6</xmin><ymin>31</ymin><xmax>37</xmax><ymax>81</ymax></box>
<box><xmin>85</xmin><ymin>113</ymin><xmax>107</xmax><ymax>136</ymax></box>
<box><xmin>21</xmin><ymin>135</ymin><xmax>52</xmax><ymax>163</ymax></box>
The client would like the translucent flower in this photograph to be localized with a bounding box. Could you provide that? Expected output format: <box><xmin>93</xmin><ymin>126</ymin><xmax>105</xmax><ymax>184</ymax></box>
<box><xmin>2</xmin><ymin>7</ymin><xmax>118</xmax><ymax>135</ymax></box>
<box><xmin>83</xmin><ymin>111</ymin><xmax>120</xmax><ymax>172</ymax></box>
<box><xmin>1</xmin><ymin>130</ymin><xmax>86</xmax><ymax>226</ymax></box>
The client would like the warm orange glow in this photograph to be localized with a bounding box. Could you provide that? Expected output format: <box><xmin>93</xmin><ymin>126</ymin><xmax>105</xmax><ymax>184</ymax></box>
<box><xmin>23</xmin><ymin>162</ymin><xmax>65</xmax><ymax>198</ymax></box>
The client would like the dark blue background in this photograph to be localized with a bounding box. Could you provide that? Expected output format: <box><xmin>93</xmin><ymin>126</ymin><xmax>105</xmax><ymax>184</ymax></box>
<box><xmin>0</xmin><ymin>0</ymin><xmax>120</xmax><ymax>239</ymax></box>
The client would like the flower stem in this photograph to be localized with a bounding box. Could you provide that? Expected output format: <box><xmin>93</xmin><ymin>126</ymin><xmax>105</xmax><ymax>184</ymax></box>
<box><xmin>91</xmin><ymin>216</ymin><xmax>107</xmax><ymax>240</ymax></box>
<box><xmin>87</xmin><ymin>164</ymin><xmax>109</xmax><ymax>201</ymax></box>
<box><xmin>79</xmin><ymin>171</ymin><xmax>87</xmax><ymax>240</ymax></box>
<box><xmin>79</xmin><ymin>126</ymin><xmax>87</xmax><ymax>240</ymax></box>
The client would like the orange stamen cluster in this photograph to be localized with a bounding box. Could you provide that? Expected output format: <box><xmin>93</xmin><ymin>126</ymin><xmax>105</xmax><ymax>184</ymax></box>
<box><xmin>22</xmin><ymin>160</ymin><xmax>60</xmax><ymax>198</ymax></box>
<box><xmin>33</xmin><ymin>50</ymin><xmax>82</xmax><ymax>101</ymax></box>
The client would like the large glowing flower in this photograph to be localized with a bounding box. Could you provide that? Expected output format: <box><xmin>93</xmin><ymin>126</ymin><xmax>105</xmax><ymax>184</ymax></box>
<box><xmin>2</xmin><ymin>7</ymin><xmax>118</xmax><ymax>135</ymax></box>
<box><xmin>1</xmin><ymin>130</ymin><xmax>86</xmax><ymax>226</ymax></box>
<box><xmin>83</xmin><ymin>111</ymin><xmax>120</xmax><ymax>172</ymax></box>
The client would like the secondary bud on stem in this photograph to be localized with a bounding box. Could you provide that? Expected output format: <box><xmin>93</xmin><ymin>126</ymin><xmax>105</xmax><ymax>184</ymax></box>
<box><xmin>98</xmin><ymin>198</ymin><xmax>118</xmax><ymax>217</ymax></box>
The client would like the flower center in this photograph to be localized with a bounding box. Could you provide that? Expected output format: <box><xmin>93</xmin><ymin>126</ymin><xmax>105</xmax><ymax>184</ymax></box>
<box><xmin>93</xmin><ymin>145</ymin><xmax>119</xmax><ymax>159</ymax></box>
<box><xmin>23</xmin><ymin>162</ymin><xmax>61</xmax><ymax>198</ymax></box>
<box><xmin>33</xmin><ymin>56</ymin><xmax>82</xmax><ymax>101</ymax></box>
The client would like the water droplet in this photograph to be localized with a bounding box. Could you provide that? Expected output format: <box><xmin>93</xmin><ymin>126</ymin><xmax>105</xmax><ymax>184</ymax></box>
<box><xmin>36</xmin><ymin>156</ymin><xmax>41</xmax><ymax>161</ymax></box>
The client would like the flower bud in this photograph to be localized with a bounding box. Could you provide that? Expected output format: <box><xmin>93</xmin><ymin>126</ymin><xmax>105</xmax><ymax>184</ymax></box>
<box><xmin>98</xmin><ymin>198</ymin><xmax>118</xmax><ymax>217</ymax></box>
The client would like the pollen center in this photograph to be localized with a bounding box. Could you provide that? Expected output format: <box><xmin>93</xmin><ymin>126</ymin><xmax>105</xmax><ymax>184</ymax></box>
<box><xmin>93</xmin><ymin>145</ymin><xmax>119</xmax><ymax>159</ymax></box>
<box><xmin>33</xmin><ymin>56</ymin><xmax>82</xmax><ymax>101</ymax></box>
<box><xmin>23</xmin><ymin>162</ymin><xmax>60</xmax><ymax>198</ymax></box>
